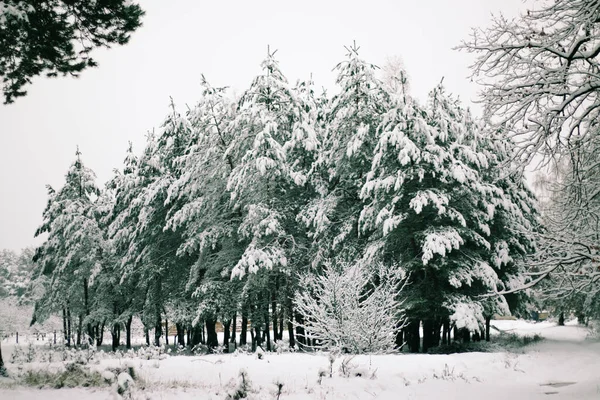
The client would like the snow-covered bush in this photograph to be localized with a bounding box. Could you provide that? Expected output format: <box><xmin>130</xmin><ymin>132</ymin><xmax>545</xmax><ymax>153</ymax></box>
<box><xmin>226</xmin><ymin>369</ymin><xmax>253</xmax><ymax>400</ymax></box>
<box><xmin>294</xmin><ymin>261</ymin><xmax>405</xmax><ymax>354</ymax></box>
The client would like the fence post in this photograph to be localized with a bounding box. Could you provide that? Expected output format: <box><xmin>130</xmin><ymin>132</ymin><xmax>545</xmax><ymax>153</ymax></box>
<box><xmin>16</xmin><ymin>332</ymin><xmax>18</xmax><ymax>344</ymax></box>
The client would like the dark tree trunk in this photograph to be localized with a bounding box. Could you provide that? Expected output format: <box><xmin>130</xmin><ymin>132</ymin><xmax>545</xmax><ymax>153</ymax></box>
<box><xmin>271</xmin><ymin>298</ymin><xmax>278</xmax><ymax>342</ymax></box>
<box><xmin>67</xmin><ymin>306</ymin><xmax>72</xmax><ymax>347</ymax></box>
<box><xmin>205</xmin><ymin>319</ymin><xmax>218</xmax><ymax>349</ymax></box>
<box><xmin>62</xmin><ymin>307</ymin><xmax>68</xmax><ymax>345</ymax></box>
<box><xmin>0</xmin><ymin>342</ymin><xmax>5</xmax><ymax>376</ymax></box>
<box><xmin>223</xmin><ymin>320</ymin><xmax>231</xmax><ymax>349</ymax></box>
<box><xmin>186</xmin><ymin>327</ymin><xmax>191</xmax><ymax>347</ymax></box>
<box><xmin>145</xmin><ymin>327</ymin><xmax>150</xmax><ymax>346</ymax></box>
<box><xmin>264</xmin><ymin>307</ymin><xmax>272</xmax><ymax>351</ymax></box>
<box><xmin>165</xmin><ymin>318</ymin><xmax>169</xmax><ymax>346</ymax></box>
<box><xmin>125</xmin><ymin>316</ymin><xmax>132</xmax><ymax>349</ymax></box>
<box><xmin>422</xmin><ymin>319</ymin><xmax>433</xmax><ymax>353</ymax></box>
<box><xmin>395</xmin><ymin>323</ymin><xmax>404</xmax><ymax>349</ymax></box>
<box><xmin>250</xmin><ymin>328</ymin><xmax>256</xmax><ymax>352</ymax></box>
<box><xmin>240</xmin><ymin>314</ymin><xmax>248</xmax><ymax>346</ymax></box>
<box><xmin>433</xmin><ymin>320</ymin><xmax>442</xmax><ymax>348</ymax></box>
<box><xmin>287</xmin><ymin>312</ymin><xmax>295</xmax><ymax>349</ymax></box>
<box><xmin>83</xmin><ymin>279</ymin><xmax>93</xmax><ymax>344</ymax></box>
<box><xmin>453</xmin><ymin>326</ymin><xmax>458</xmax><ymax>342</ymax></box>
<box><xmin>154</xmin><ymin>314</ymin><xmax>162</xmax><ymax>347</ymax></box>
<box><xmin>97</xmin><ymin>321</ymin><xmax>105</xmax><ymax>346</ymax></box>
<box><xmin>254</xmin><ymin>326</ymin><xmax>262</xmax><ymax>349</ymax></box>
<box><xmin>111</xmin><ymin>323</ymin><xmax>120</xmax><ymax>351</ymax></box>
<box><xmin>191</xmin><ymin>325</ymin><xmax>201</xmax><ymax>347</ymax></box>
<box><xmin>407</xmin><ymin>319</ymin><xmax>420</xmax><ymax>353</ymax></box>
<box><xmin>558</xmin><ymin>312</ymin><xmax>565</xmax><ymax>326</ymax></box>
<box><xmin>176</xmin><ymin>323</ymin><xmax>185</xmax><ymax>347</ymax></box>
<box><xmin>460</xmin><ymin>328</ymin><xmax>471</xmax><ymax>343</ymax></box>
<box><xmin>111</xmin><ymin>303</ymin><xmax>119</xmax><ymax>351</ymax></box>
<box><xmin>295</xmin><ymin>312</ymin><xmax>306</xmax><ymax>347</ymax></box>
<box><xmin>231</xmin><ymin>313</ymin><xmax>237</xmax><ymax>345</ymax></box>
<box><xmin>473</xmin><ymin>330</ymin><xmax>481</xmax><ymax>342</ymax></box>
<box><xmin>485</xmin><ymin>316</ymin><xmax>491</xmax><ymax>342</ymax></box>
<box><xmin>278</xmin><ymin>314</ymin><xmax>284</xmax><ymax>341</ymax></box>
<box><xmin>77</xmin><ymin>314</ymin><xmax>83</xmax><ymax>346</ymax></box>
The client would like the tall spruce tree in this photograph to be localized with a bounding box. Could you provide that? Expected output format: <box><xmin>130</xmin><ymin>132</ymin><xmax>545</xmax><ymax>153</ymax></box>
<box><xmin>33</xmin><ymin>148</ymin><xmax>103</xmax><ymax>345</ymax></box>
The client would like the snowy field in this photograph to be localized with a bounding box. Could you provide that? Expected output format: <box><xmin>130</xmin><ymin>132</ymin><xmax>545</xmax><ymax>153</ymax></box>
<box><xmin>1</xmin><ymin>319</ymin><xmax>599</xmax><ymax>399</ymax></box>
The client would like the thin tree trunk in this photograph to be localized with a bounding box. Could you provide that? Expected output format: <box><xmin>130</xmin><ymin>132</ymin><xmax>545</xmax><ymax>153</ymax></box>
<box><xmin>231</xmin><ymin>313</ymin><xmax>237</xmax><ymax>345</ymax></box>
<box><xmin>240</xmin><ymin>313</ymin><xmax>248</xmax><ymax>346</ymax></box>
<box><xmin>200</xmin><ymin>321</ymin><xmax>205</xmax><ymax>344</ymax></box>
<box><xmin>558</xmin><ymin>312</ymin><xmax>565</xmax><ymax>326</ymax></box>
<box><xmin>145</xmin><ymin>327</ymin><xmax>150</xmax><ymax>346</ymax></box>
<box><xmin>271</xmin><ymin>297</ymin><xmax>278</xmax><ymax>342</ymax></box>
<box><xmin>154</xmin><ymin>313</ymin><xmax>162</xmax><ymax>347</ymax></box>
<box><xmin>165</xmin><ymin>318</ymin><xmax>169</xmax><ymax>346</ymax></box>
<box><xmin>125</xmin><ymin>316</ymin><xmax>132</xmax><ymax>349</ymax></box>
<box><xmin>264</xmin><ymin>308</ymin><xmax>272</xmax><ymax>351</ymax></box>
<box><xmin>408</xmin><ymin>319</ymin><xmax>420</xmax><ymax>353</ymax></box>
<box><xmin>287</xmin><ymin>311</ymin><xmax>295</xmax><ymax>349</ymax></box>
<box><xmin>111</xmin><ymin>323</ymin><xmax>120</xmax><ymax>351</ymax></box>
<box><xmin>83</xmin><ymin>279</ymin><xmax>92</xmax><ymax>343</ymax></box>
<box><xmin>223</xmin><ymin>320</ymin><xmax>231</xmax><ymax>349</ymax></box>
<box><xmin>0</xmin><ymin>342</ymin><xmax>5</xmax><ymax>376</ymax></box>
<box><xmin>295</xmin><ymin>312</ymin><xmax>306</xmax><ymax>347</ymax></box>
<box><xmin>67</xmin><ymin>306</ymin><xmax>72</xmax><ymax>347</ymax></box>
<box><xmin>254</xmin><ymin>326</ymin><xmax>262</xmax><ymax>349</ymax></box>
<box><xmin>176</xmin><ymin>323</ymin><xmax>185</xmax><ymax>346</ymax></box>
<box><xmin>77</xmin><ymin>314</ymin><xmax>83</xmax><ymax>346</ymax></box>
<box><xmin>97</xmin><ymin>321</ymin><xmax>105</xmax><ymax>346</ymax></box>
<box><xmin>62</xmin><ymin>307</ymin><xmax>68</xmax><ymax>345</ymax></box>
<box><xmin>278</xmin><ymin>314</ymin><xmax>284</xmax><ymax>341</ymax></box>
<box><xmin>433</xmin><ymin>320</ymin><xmax>442</xmax><ymax>348</ymax></box>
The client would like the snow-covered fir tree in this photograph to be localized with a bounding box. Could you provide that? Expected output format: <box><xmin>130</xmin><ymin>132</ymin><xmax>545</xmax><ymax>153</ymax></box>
<box><xmin>33</xmin><ymin>148</ymin><xmax>104</xmax><ymax>346</ymax></box>
<box><xmin>29</xmin><ymin>45</ymin><xmax>541</xmax><ymax>355</ymax></box>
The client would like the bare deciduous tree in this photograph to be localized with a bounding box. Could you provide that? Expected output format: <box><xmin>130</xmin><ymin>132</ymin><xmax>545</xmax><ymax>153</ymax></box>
<box><xmin>460</xmin><ymin>0</ymin><xmax>600</xmax><ymax>165</ymax></box>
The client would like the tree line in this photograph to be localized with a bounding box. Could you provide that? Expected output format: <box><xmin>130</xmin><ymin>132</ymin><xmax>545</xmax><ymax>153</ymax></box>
<box><xmin>30</xmin><ymin>44</ymin><xmax>538</xmax><ymax>354</ymax></box>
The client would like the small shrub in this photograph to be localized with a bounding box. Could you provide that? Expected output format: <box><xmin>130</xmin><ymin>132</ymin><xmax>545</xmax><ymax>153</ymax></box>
<box><xmin>226</xmin><ymin>369</ymin><xmax>252</xmax><ymax>400</ymax></box>
<box><xmin>316</xmin><ymin>368</ymin><xmax>327</xmax><ymax>385</ymax></box>
<box><xmin>338</xmin><ymin>356</ymin><xmax>357</xmax><ymax>378</ymax></box>
<box><xmin>273</xmin><ymin>379</ymin><xmax>284</xmax><ymax>400</ymax></box>
<box><xmin>21</xmin><ymin>364</ymin><xmax>107</xmax><ymax>389</ymax></box>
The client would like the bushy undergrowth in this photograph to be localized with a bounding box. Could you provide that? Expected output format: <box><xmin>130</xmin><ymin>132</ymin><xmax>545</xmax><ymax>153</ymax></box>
<box><xmin>427</xmin><ymin>333</ymin><xmax>544</xmax><ymax>354</ymax></box>
<box><xmin>21</xmin><ymin>363</ymin><xmax>107</xmax><ymax>389</ymax></box>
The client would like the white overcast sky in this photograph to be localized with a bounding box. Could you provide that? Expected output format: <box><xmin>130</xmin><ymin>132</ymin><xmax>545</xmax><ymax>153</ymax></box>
<box><xmin>0</xmin><ymin>0</ymin><xmax>525</xmax><ymax>251</ymax></box>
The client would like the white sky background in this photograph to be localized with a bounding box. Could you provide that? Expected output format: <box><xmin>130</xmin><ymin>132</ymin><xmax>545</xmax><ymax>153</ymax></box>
<box><xmin>0</xmin><ymin>0</ymin><xmax>525</xmax><ymax>251</ymax></box>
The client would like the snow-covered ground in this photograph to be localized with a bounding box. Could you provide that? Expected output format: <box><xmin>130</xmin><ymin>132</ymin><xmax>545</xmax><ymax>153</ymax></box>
<box><xmin>1</xmin><ymin>319</ymin><xmax>599</xmax><ymax>399</ymax></box>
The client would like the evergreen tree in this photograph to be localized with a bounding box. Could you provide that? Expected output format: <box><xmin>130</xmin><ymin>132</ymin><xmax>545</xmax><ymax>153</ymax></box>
<box><xmin>0</xmin><ymin>0</ymin><xmax>144</xmax><ymax>103</ymax></box>
<box><xmin>360</xmin><ymin>82</ymin><xmax>530</xmax><ymax>351</ymax></box>
<box><xmin>33</xmin><ymin>148</ymin><xmax>103</xmax><ymax>345</ymax></box>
